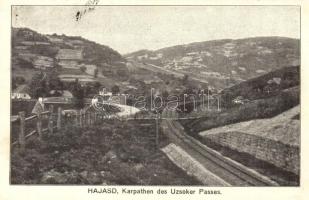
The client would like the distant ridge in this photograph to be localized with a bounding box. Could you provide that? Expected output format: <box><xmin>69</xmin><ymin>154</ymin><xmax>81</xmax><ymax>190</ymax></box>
<box><xmin>126</xmin><ymin>37</ymin><xmax>299</xmax><ymax>90</ymax></box>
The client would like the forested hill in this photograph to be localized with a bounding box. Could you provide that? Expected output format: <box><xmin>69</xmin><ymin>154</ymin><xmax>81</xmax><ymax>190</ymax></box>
<box><xmin>126</xmin><ymin>37</ymin><xmax>299</xmax><ymax>89</ymax></box>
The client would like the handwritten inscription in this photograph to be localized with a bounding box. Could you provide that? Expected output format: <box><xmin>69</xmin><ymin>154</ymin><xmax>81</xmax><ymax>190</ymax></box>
<box><xmin>76</xmin><ymin>0</ymin><xmax>100</xmax><ymax>21</ymax></box>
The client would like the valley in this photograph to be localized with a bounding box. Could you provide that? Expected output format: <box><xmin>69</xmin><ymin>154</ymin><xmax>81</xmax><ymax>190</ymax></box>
<box><xmin>11</xmin><ymin>27</ymin><xmax>300</xmax><ymax>186</ymax></box>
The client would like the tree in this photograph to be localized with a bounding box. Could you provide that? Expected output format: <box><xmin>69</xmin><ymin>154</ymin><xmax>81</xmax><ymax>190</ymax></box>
<box><xmin>18</xmin><ymin>58</ymin><xmax>33</xmax><ymax>69</ymax></box>
<box><xmin>93</xmin><ymin>82</ymin><xmax>101</xmax><ymax>91</ymax></box>
<box><xmin>12</xmin><ymin>76</ymin><xmax>26</xmax><ymax>88</ymax></box>
<box><xmin>80</xmin><ymin>66</ymin><xmax>86</xmax><ymax>73</ymax></box>
<box><xmin>29</xmin><ymin>72</ymin><xmax>47</xmax><ymax>98</ymax></box>
<box><xmin>116</xmin><ymin>69</ymin><xmax>127</xmax><ymax>77</ymax></box>
<box><xmin>111</xmin><ymin>85</ymin><xmax>120</xmax><ymax>95</ymax></box>
<box><xmin>71</xmin><ymin>78</ymin><xmax>84</xmax><ymax>109</ymax></box>
<box><xmin>182</xmin><ymin>74</ymin><xmax>189</xmax><ymax>85</ymax></box>
<box><xmin>83</xmin><ymin>82</ymin><xmax>102</xmax><ymax>97</ymax></box>
<box><xmin>47</xmin><ymin>71</ymin><xmax>63</xmax><ymax>91</ymax></box>
<box><xmin>162</xmin><ymin>90</ymin><xmax>169</xmax><ymax>99</ymax></box>
<box><xmin>94</xmin><ymin>68</ymin><xmax>98</xmax><ymax>78</ymax></box>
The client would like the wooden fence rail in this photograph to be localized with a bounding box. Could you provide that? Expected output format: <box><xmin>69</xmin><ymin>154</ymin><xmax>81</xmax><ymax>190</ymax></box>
<box><xmin>11</xmin><ymin>105</ymin><xmax>101</xmax><ymax>151</ymax></box>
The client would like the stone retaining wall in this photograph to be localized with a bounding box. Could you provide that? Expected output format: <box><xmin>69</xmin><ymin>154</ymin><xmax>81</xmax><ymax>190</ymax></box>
<box><xmin>202</xmin><ymin>132</ymin><xmax>299</xmax><ymax>175</ymax></box>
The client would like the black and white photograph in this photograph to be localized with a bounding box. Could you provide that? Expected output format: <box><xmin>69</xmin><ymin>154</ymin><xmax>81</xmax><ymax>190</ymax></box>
<box><xmin>9</xmin><ymin>4</ymin><xmax>300</xmax><ymax>187</ymax></box>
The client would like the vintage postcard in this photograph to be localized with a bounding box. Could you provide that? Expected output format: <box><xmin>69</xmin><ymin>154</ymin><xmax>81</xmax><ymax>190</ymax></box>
<box><xmin>1</xmin><ymin>0</ymin><xmax>308</xmax><ymax>200</ymax></box>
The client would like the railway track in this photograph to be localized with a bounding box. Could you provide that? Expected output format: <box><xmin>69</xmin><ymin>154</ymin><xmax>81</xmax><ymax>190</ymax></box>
<box><xmin>164</xmin><ymin>119</ymin><xmax>279</xmax><ymax>186</ymax></box>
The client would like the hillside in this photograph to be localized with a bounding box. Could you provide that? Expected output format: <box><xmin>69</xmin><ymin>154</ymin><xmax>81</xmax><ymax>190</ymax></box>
<box><xmin>126</xmin><ymin>37</ymin><xmax>299</xmax><ymax>90</ymax></box>
<box><xmin>12</xmin><ymin>27</ymin><xmax>126</xmax><ymax>83</ymax></box>
<box><xmin>199</xmin><ymin>105</ymin><xmax>300</xmax><ymax>146</ymax></box>
<box><xmin>11</xmin><ymin>119</ymin><xmax>200</xmax><ymax>185</ymax></box>
<box><xmin>220</xmin><ymin>65</ymin><xmax>300</xmax><ymax>107</ymax></box>
<box><xmin>180</xmin><ymin>65</ymin><xmax>300</xmax><ymax>134</ymax></box>
<box><xmin>198</xmin><ymin>105</ymin><xmax>300</xmax><ymax>185</ymax></box>
<box><xmin>178</xmin><ymin>66</ymin><xmax>300</xmax><ymax>185</ymax></box>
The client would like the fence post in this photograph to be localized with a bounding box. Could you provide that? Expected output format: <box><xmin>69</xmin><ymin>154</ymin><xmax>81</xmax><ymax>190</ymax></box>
<box><xmin>84</xmin><ymin>111</ymin><xmax>87</xmax><ymax>126</ymax></box>
<box><xmin>94</xmin><ymin>112</ymin><xmax>97</xmax><ymax>123</ymax></box>
<box><xmin>37</xmin><ymin>112</ymin><xmax>42</xmax><ymax>140</ymax></box>
<box><xmin>18</xmin><ymin>111</ymin><xmax>26</xmax><ymax>151</ymax></box>
<box><xmin>83</xmin><ymin>109</ymin><xmax>86</xmax><ymax>126</ymax></box>
<box><xmin>87</xmin><ymin>112</ymin><xmax>91</xmax><ymax>125</ymax></box>
<box><xmin>48</xmin><ymin>105</ymin><xmax>54</xmax><ymax>134</ymax></box>
<box><xmin>89</xmin><ymin>112</ymin><xmax>92</xmax><ymax>125</ymax></box>
<box><xmin>80</xmin><ymin>109</ymin><xmax>83</xmax><ymax>127</ymax></box>
<box><xmin>75</xmin><ymin>111</ymin><xmax>79</xmax><ymax>126</ymax></box>
<box><xmin>84</xmin><ymin>110</ymin><xmax>86</xmax><ymax>125</ymax></box>
<box><xmin>83</xmin><ymin>110</ymin><xmax>86</xmax><ymax>126</ymax></box>
<box><xmin>57</xmin><ymin>107</ymin><xmax>62</xmax><ymax>130</ymax></box>
<box><xmin>155</xmin><ymin>114</ymin><xmax>159</xmax><ymax>148</ymax></box>
<box><xmin>90</xmin><ymin>112</ymin><xmax>94</xmax><ymax>124</ymax></box>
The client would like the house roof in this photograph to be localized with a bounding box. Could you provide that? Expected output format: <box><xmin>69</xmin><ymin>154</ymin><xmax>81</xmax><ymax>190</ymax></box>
<box><xmin>62</xmin><ymin>90</ymin><xmax>73</xmax><ymax>97</ymax></box>
<box><xmin>49</xmin><ymin>90</ymin><xmax>73</xmax><ymax>97</ymax></box>
<box><xmin>43</xmin><ymin>97</ymin><xmax>73</xmax><ymax>103</ymax></box>
<box><xmin>13</xmin><ymin>84</ymin><xmax>30</xmax><ymax>94</ymax></box>
<box><xmin>56</xmin><ymin>49</ymin><xmax>83</xmax><ymax>60</ymax></box>
<box><xmin>233</xmin><ymin>96</ymin><xmax>244</xmax><ymax>100</ymax></box>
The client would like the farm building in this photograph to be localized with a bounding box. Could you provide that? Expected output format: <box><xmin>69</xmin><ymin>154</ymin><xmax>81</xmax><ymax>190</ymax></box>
<box><xmin>33</xmin><ymin>56</ymin><xmax>54</xmax><ymax>69</ymax></box>
<box><xmin>232</xmin><ymin>96</ymin><xmax>250</xmax><ymax>105</ymax></box>
<box><xmin>56</xmin><ymin>49</ymin><xmax>83</xmax><ymax>69</ymax></box>
<box><xmin>56</xmin><ymin>49</ymin><xmax>83</xmax><ymax>60</ymax></box>
<box><xmin>58</xmin><ymin>74</ymin><xmax>95</xmax><ymax>85</ymax></box>
<box><xmin>11</xmin><ymin>84</ymin><xmax>31</xmax><ymax>99</ymax></box>
<box><xmin>58</xmin><ymin>60</ymin><xmax>79</xmax><ymax>69</ymax></box>
<box><xmin>49</xmin><ymin>90</ymin><xmax>73</xmax><ymax>98</ymax></box>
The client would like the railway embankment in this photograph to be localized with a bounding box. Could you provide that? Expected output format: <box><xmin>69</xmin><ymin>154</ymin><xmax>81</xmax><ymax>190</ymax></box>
<box><xmin>199</xmin><ymin>105</ymin><xmax>300</xmax><ymax>179</ymax></box>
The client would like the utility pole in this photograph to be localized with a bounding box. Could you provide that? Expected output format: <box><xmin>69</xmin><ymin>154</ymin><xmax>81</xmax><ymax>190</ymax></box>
<box><xmin>155</xmin><ymin>112</ymin><xmax>160</xmax><ymax>149</ymax></box>
<box><xmin>207</xmin><ymin>87</ymin><xmax>210</xmax><ymax>110</ymax></box>
<box><xmin>217</xmin><ymin>96</ymin><xmax>221</xmax><ymax>111</ymax></box>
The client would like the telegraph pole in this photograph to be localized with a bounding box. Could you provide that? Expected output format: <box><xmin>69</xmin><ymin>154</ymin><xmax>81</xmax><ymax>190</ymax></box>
<box><xmin>207</xmin><ymin>87</ymin><xmax>210</xmax><ymax>110</ymax></box>
<box><xmin>155</xmin><ymin>112</ymin><xmax>159</xmax><ymax>148</ymax></box>
<box><xmin>154</xmin><ymin>109</ymin><xmax>163</xmax><ymax>149</ymax></box>
<box><xmin>217</xmin><ymin>96</ymin><xmax>221</xmax><ymax>111</ymax></box>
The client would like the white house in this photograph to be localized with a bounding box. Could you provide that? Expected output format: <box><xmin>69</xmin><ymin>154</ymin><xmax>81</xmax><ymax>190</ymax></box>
<box><xmin>232</xmin><ymin>96</ymin><xmax>250</xmax><ymax>105</ymax></box>
<box><xmin>11</xmin><ymin>84</ymin><xmax>31</xmax><ymax>99</ymax></box>
<box><xmin>99</xmin><ymin>88</ymin><xmax>112</xmax><ymax>99</ymax></box>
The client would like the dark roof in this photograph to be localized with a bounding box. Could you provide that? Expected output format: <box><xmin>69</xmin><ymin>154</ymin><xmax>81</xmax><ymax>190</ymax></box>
<box><xmin>13</xmin><ymin>84</ymin><xmax>30</xmax><ymax>94</ymax></box>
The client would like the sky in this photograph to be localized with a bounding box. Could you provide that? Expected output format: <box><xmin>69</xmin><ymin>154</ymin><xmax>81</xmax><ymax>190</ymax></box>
<box><xmin>12</xmin><ymin>6</ymin><xmax>300</xmax><ymax>54</ymax></box>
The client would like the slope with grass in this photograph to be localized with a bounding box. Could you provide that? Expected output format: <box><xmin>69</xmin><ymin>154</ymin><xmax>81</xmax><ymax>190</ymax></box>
<box><xmin>199</xmin><ymin>105</ymin><xmax>300</xmax><ymax>175</ymax></box>
<box><xmin>11</xmin><ymin>119</ymin><xmax>200</xmax><ymax>185</ymax></box>
<box><xmin>178</xmin><ymin>66</ymin><xmax>300</xmax><ymax>185</ymax></box>
<box><xmin>12</xmin><ymin>27</ymin><xmax>126</xmax><ymax>83</ymax></box>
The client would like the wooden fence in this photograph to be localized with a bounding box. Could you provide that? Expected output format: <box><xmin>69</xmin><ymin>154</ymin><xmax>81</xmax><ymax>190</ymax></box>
<box><xmin>11</xmin><ymin>105</ymin><xmax>101</xmax><ymax>152</ymax></box>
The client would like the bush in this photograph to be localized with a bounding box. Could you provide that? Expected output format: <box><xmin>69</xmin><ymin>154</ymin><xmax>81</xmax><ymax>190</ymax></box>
<box><xmin>80</xmin><ymin>66</ymin><xmax>86</xmax><ymax>73</ymax></box>
<box><xmin>11</xmin><ymin>119</ymin><xmax>199</xmax><ymax>185</ymax></box>
<box><xmin>18</xmin><ymin>58</ymin><xmax>33</xmax><ymax>69</ymax></box>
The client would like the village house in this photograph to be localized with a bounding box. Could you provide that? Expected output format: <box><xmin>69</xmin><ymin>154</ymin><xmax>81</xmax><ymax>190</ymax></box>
<box><xmin>58</xmin><ymin>74</ymin><xmax>95</xmax><ymax>85</ymax></box>
<box><xmin>56</xmin><ymin>49</ymin><xmax>83</xmax><ymax>69</ymax></box>
<box><xmin>49</xmin><ymin>90</ymin><xmax>73</xmax><ymax>98</ymax></box>
<box><xmin>98</xmin><ymin>88</ymin><xmax>113</xmax><ymax>101</ymax></box>
<box><xmin>33</xmin><ymin>56</ymin><xmax>54</xmax><ymax>69</ymax></box>
<box><xmin>232</xmin><ymin>96</ymin><xmax>250</xmax><ymax>105</ymax></box>
<box><xmin>11</xmin><ymin>84</ymin><xmax>31</xmax><ymax>100</ymax></box>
